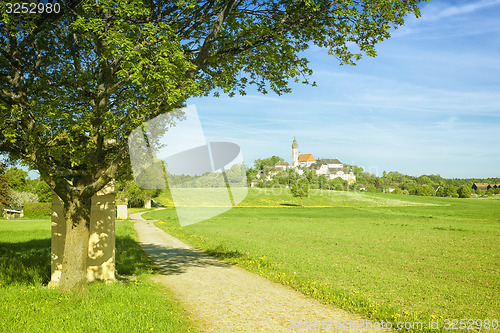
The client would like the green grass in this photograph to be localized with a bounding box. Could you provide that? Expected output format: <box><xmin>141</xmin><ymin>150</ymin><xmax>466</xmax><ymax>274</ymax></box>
<box><xmin>147</xmin><ymin>189</ymin><xmax>500</xmax><ymax>332</ymax></box>
<box><xmin>0</xmin><ymin>218</ymin><xmax>197</xmax><ymax>333</ymax></box>
<box><xmin>0</xmin><ymin>219</ymin><xmax>51</xmax><ymax>285</ymax></box>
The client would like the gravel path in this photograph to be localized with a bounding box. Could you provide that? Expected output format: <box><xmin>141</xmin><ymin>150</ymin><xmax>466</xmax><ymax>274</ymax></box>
<box><xmin>133</xmin><ymin>213</ymin><xmax>391</xmax><ymax>332</ymax></box>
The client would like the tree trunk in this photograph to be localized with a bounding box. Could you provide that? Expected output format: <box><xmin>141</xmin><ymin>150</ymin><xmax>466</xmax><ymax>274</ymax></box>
<box><xmin>58</xmin><ymin>194</ymin><xmax>92</xmax><ymax>295</ymax></box>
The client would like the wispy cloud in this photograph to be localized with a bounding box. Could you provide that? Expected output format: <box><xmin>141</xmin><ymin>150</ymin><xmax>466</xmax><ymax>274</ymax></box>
<box><xmin>312</xmin><ymin>71</ymin><xmax>500</xmax><ymax>116</ymax></box>
<box><xmin>421</xmin><ymin>0</ymin><xmax>500</xmax><ymax>21</ymax></box>
<box><xmin>393</xmin><ymin>0</ymin><xmax>500</xmax><ymax>39</ymax></box>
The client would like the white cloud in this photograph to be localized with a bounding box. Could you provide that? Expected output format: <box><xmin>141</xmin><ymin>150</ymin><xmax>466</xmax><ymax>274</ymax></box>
<box><xmin>392</xmin><ymin>0</ymin><xmax>500</xmax><ymax>39</ymax></box>
<box><xmin>421</xmin><ymin>0</ymin><xmax>500</xmax><ymax>21</ymax></box>
<box><xmin>312</xmin><ymin>71</ymin><xmax>500</xmax><ymax>116</ymax></box>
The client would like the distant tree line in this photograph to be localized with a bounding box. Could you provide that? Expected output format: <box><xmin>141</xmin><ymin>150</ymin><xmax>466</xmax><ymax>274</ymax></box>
<box><xmin>247</xmin><ymin>156</ymin><xmax>500</xmax><ymax>199</ymax></box>
<box><xmin>3</xmin><ymin>156</ymin><xmax>495</xmax><ymax>214</ymax></box>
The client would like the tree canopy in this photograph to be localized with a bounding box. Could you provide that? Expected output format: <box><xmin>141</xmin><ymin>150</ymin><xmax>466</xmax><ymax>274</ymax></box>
<box><xmin>0</xmin><ymin>0</ymin><xmax>425</xmax><ymax>293</ymax></box>
<box><xmin>4</xmin><ymin>167</ymin><xmax>28</xmax><ymax>192</ymax></box>
<box><xmin>290</xmin><ymin>177</ymin><xmax>309</xmax><ymax>206</ymax></box>
<box><xmin>254</xmin><ymin>156</ymin><xmax>285</xmax><ymax>171</ymax></box>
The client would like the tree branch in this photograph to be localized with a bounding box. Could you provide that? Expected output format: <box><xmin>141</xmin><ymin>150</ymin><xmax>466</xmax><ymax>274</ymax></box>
<box><xmin>188</xmin><ymin>0</ymin><xmax>238</xmax><ymax>78</ymax></box>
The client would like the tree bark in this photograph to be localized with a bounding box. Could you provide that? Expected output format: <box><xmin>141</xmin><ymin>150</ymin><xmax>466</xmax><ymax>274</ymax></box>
<box><xmin>58</xmin><ymin>193</ymin><xmax>92</xmax><ymax>295</ymax></box>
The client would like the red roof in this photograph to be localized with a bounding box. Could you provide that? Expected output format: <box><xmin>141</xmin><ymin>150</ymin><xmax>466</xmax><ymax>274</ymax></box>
<box><xmin>298</xmin><ymin>154</ymin><xmax>315</xmax><ymax>162</ymax></box>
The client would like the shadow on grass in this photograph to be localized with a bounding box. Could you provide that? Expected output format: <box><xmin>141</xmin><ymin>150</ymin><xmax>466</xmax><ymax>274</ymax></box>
<box><xmin>139</xmin><ymin>242</ymin><xmax>232</xmax><ymax>275</ymax></box>
<box><xmin>0</xmin><ymin>234</ymin><xmax>158</xmax><ymax>286</ymax></box>
<box><xmin>115</xmin><ymin>235</ymin><xmax>159</xmax><ymax>276</ymax></box>
<box><xmin>205</xmin><ymin>246</ymin><xmax>245</xmax><ymax>259</ymax></box>
<box><xmin>0</xmin><ymin>238</ymin><xmax>51</xmax><ymax>286</ymax></box>
<box><xmin>279</xmin><ymin>203</ymin><xmax>299</xmax><ymax>207</ymax></box>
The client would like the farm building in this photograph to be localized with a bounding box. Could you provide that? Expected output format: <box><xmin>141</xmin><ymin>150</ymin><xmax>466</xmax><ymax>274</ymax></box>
<box><xmin>472</xmin><ymin>183</ymin><xmax>499</xmax><ymax>191</ymax></box>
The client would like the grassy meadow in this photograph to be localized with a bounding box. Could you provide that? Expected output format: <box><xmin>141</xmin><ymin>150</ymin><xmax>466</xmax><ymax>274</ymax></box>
<box><xmin>0</xmin><ymin>217</ymin><xmax>197</xmax><ymax>332</ymax></box>
<box><xmin>148</xmin><ymin>189</ymin><xmax>500</xmax><ymax>332</ymax></box>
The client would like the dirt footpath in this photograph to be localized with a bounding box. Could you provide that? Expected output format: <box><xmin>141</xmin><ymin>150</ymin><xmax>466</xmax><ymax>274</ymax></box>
<box><xmin>133</xmin><ymin>216</ymin><xmax>390</xmax><ymax>332</ymax></box>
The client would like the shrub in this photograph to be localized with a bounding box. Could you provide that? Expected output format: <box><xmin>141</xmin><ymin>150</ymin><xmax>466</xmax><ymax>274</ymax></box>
<box><xmin>415</xmin><ymin>184</ymin><xmax>435</xmax><ymax>196</ymax></box>
<box><xmin>445</xmin><ymin>185</ymin><xmax>458</xmax><ymax>198</ymax></box>
<box><xmin>365</xmin><ymin>185</ymin><xmax>378</xmax><ymax>193</ymax></box>
<box><xmin>457</xmin><ymin>184</ymin><xmax>472</xmax><ymax>198</ymax></box>
<box><xmin>8</xmin><ymin>191</ymin><xmax>39</xmax><ymax>210</ymax></box>
<box><xmin>23</xmin><ymin>202</ymin><xmax>51</xmax><ymax>218</ymax></box>
<box><xmin>392</xmin><ymin>187</ymin><xmax>403</xmax><ymax>194</ymax></box>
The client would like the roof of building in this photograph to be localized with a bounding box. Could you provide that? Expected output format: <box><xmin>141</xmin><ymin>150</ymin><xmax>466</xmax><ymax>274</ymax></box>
<box><xmin>327</xmin><ymin>167</ymin><xmax>351</xmax><ymax>174</ymax></box>
<box><xmin>315</xmin><ymin>158</ymin><xmax>342</xmax><ymax>165</ymax></box>
<box><xmin>298</xmin><ymin>154</ymin><xmax>315</xmax><ymax>162</ymax></box>
<box><xmin>474</xmin><ymin>183</ymin><xmax>489</xmax><ymax>187</ymax></box>
<box><xmin>292</xmin><ymin>137</ymin><xmax>298</xmax><ymax>148</ymax></box>
<box><xmin>275</xmin><ymin>161</ymin><xmax>290</xmax><ymax>166</ymax></box>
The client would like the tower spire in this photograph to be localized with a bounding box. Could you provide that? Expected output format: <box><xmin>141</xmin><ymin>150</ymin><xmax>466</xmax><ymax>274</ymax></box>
<box><xmin>292</xmin><ymin>137</ymin><xmax>298</xmax><ymax>168</ymax></box>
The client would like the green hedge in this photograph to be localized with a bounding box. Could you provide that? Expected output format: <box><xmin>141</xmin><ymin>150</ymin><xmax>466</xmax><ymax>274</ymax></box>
<box><xmin>23</xmin><ymin>202</ymin><xmax>51</xmax><ymax>218</ymax></box>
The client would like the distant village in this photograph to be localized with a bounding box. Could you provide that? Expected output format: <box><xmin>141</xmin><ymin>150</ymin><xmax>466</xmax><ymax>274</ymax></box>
<box><xmin>249</xmin><ymin>138</ymin><xmax>500</xmax><ymax>197</ymax></box>
<box><xmin>251</xmin><ymin>137</ymin><xmax>356</xmax><ymax>187</ymax></box>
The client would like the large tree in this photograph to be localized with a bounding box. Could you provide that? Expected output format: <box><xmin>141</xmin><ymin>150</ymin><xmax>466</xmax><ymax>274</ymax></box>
<box><xmin>0</xmin><ymin>163</ymin><xmax>11</xmax><ymax>209</ymax></box>
<box><xmin>0</xmin><ymin>0</ymin><xmax>425</xmax><ymax>293</ymax></box>
<box><xmin>4</xmin><ymin>167</ymin><xmax>28</xmax><ymax>191</ymax></box>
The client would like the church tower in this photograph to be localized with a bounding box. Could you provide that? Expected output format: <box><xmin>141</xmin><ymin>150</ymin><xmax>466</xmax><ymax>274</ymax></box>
<box><xmin>292</xmin><ymin>137</ymin><xmax>298</xmax><ymax>168</ymax></box>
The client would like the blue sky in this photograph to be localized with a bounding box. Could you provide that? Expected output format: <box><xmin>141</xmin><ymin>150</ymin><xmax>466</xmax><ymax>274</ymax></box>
<box><xmin>191</xmin><ymin>0</ymin><xmax>500</xmax><ymax>179</ymax></box>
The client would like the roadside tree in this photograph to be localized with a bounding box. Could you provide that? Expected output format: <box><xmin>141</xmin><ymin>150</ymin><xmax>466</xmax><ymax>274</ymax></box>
<box><xmin>0</xmin><ymin>0</ymin><xmax>425</xmax><ymax>293</ymax></box>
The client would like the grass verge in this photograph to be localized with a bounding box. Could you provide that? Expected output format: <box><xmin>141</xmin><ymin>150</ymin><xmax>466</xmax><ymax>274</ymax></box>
<box><xmin>146</xmin><ymin>190</ymin><xmax>500</xmax><ymax>333</ymax></box>
<box><xmin>0</xmin><ymin>218</ymin><xmax>197</xmax><ymax>333</ymax></box>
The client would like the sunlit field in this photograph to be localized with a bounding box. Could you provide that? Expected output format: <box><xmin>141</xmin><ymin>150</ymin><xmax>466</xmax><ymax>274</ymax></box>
<box><xmin>148</xmin><ymin>189</ymin><xmax>500</xmax><ymax>332</ymax></box>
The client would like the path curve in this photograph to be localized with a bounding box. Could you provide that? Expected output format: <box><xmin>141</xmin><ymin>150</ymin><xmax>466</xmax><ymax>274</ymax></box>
<box><xmin>133</xmin><ymin>214</ymin><xmax>391</xmax><ymax>332</ymax></box>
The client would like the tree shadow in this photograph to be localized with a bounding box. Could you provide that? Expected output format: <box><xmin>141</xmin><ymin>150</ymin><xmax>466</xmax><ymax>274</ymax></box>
<box><xmin>115</xmin><ymin>235</ymin><xmax>159</xmax><ymax>276</ymax></box>
<box><xmin>0</xmin><ymin>238</ymin><xmax>51</xmax><ymax>286</ymax></box>
<box><xmin>0</xmin><ymin>235</ymin><xmax>163</xmax><ymax>286</ymax></box>
<box><xmin>139</xmin><ymin>242</ymin><xmax>232</xmax><ymax>275</ymax></box>
<box><xmin>280</xmin><ymin>203</ymin><xmax>299</xmax><ymax>207</ymax></box>
<box><xmin>0</xmin><ymin>233</ymin><xmax>225</xmax><ymax>285</ymax></box>
<box><xmin>205</xmin><ymin>246</ymin><xmax>244</xmax><ymax>260</ymax></box>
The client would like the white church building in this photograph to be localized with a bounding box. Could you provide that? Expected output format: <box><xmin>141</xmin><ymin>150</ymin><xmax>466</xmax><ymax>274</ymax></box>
<box><xmin>290</xmin><ymin>137</ymin><xmax>356</xmax><ymax>184</ymax></box>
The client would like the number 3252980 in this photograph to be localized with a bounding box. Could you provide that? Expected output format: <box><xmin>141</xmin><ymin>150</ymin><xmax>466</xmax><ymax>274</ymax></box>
<box><xmin>6</xmin><ymin>2</ymin><xmax>61</xmax><ymax>14</ymax></box>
